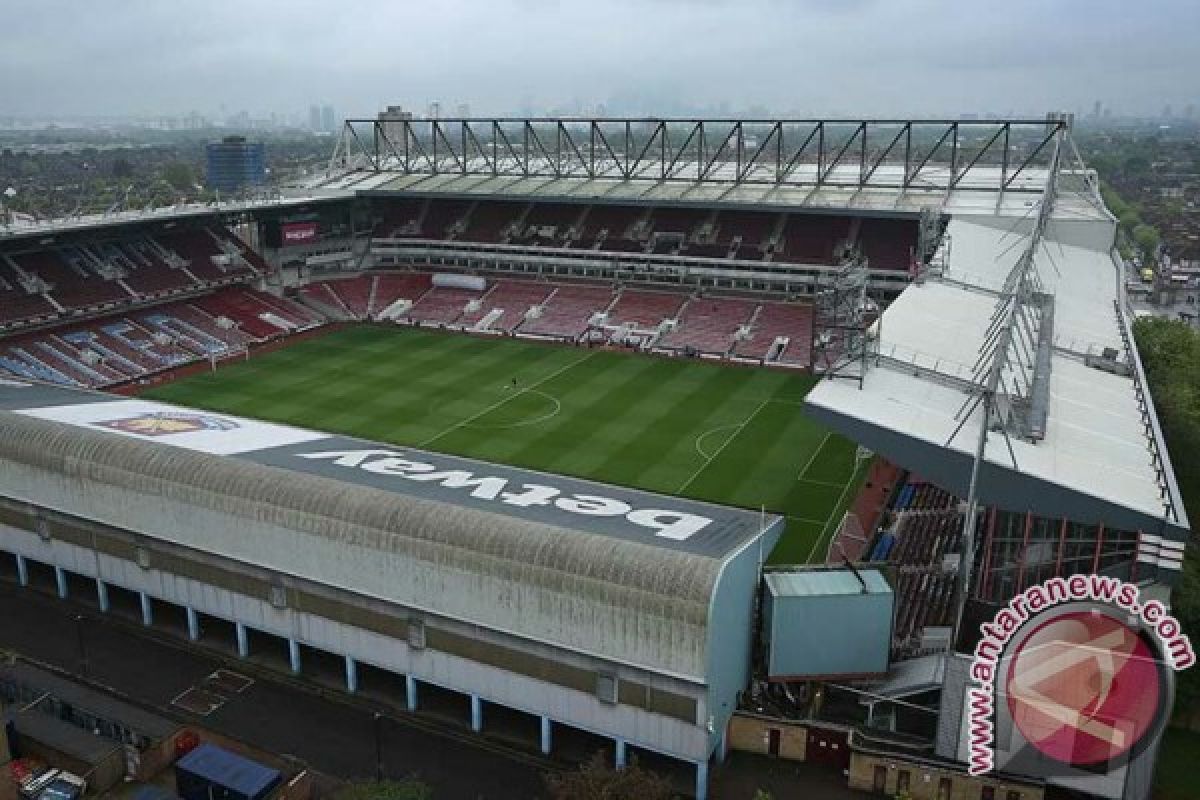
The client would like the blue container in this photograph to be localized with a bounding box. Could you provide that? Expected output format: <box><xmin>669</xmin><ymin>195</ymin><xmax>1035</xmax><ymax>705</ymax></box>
<box><xmin>175</xmin><ymin>744</ymin><xmax>281</xmax><ymax>800</ymax></box>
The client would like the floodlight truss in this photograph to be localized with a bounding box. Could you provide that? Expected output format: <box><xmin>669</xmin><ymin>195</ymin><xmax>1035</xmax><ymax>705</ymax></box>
<box><xmin>812</xmin><ymin>254</ymin><xmax>873</xmax><ymax>387</ymax></box>
<box><xmin>947</xmin><ymin>115</ymin><xmax>1068</xmax><ymax>648</ymax></box>
<box><xmin>330</xmin><ymin>117</ymin><xmax>1068</xmax><ymax>193</ymax></box>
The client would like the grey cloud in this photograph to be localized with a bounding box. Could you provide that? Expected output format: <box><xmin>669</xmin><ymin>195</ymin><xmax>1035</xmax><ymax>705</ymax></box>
<box><xmin>0</xmin><ymin>0</ymin><xmax>1197</xmax><ymax>119</ymax></box>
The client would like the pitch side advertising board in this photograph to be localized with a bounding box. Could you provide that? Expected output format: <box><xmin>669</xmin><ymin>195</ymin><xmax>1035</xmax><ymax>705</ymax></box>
<box><xmin>281</xmin><ymin>221</ymin><xmax>318</xmax><ymax>244</ymax></box>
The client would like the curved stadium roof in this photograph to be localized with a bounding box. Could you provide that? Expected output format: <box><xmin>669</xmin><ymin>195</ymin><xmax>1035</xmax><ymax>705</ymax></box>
<box><xmin>0</xmin><ymin>381</ymin><xmax>777</xmax><ymax>680</ymax></box>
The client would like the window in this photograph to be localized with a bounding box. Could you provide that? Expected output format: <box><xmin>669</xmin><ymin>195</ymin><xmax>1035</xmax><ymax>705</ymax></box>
<box><xmin>596</xmin><ymin>672</ymin><xmax>618</xmax><ymax>705</ymax></box>
<box><xmin>269</xmin><ymin>584</ymin><xmax>287</xmax><ymax>609</ymax></box>
<box><xmin>135</xmin><ymin>547</ymin><xmax>151</xmax><ymax>569</ymax></box>
<box><xmin>981</xmin><ymin>787</ymin><xmax>995</xmax><ymax>800</ymax></box>
<box><xmin>1005</xmin><ymin>792</ymin><xmax>1021</xmax><ymax>800</ymax></box>
<box><xmin>897</xmin><ymin>771</ymin><xmax>910</xmax><ymax>793</ymax></box>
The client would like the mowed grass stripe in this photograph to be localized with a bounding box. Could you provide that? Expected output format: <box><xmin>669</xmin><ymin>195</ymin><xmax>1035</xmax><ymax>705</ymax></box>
<box><xmin>143</xmin><ymin>327</ymin><xmax>866</xmax><ymax>564</ymax></box>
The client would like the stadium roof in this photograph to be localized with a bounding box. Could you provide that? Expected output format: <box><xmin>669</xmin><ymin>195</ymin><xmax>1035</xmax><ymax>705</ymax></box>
<box><xmin>0</xmin><ymin>116</ymin><xmax>1080</xmax><ymax>239</ymax></box>
<box><xmin>0</xmin><ymin>380</ymin><xmax>767</xmax><ymax>559</ymax></box>
<box><xmin>805</xmin><ymin>205</ymin><xmax>1191</xmax><ymax>545</ymax></box>
<box><xmin>0</xmin><ymin>379</ymin><xmax>778</xmax><ymax>679</ymax></box>
<box><xmin>764</xmin><ymin>568</ymin><xmax>891</xmax><ymax>598</ymax></box>
<box><xmin>354</xmin><ymin>163</ymin><xmax>1049</xmax><ymax>216</ymax></box>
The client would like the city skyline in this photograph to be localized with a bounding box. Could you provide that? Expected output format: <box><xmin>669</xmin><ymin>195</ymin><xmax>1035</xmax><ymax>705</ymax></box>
<box><xmin>2</xmin><ymin>0</ymin><xmax>1198</xmax><ymax>121</ymax></box>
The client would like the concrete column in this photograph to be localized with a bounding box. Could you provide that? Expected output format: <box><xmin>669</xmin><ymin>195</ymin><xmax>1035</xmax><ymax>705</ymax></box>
<box><xmin>15</xmin><ymin>555</ymin><xmax>28</xmax><ymax>587</ymax></box>
<box><xmin>695</xmin><ymin>760</ymin><xmax>709</xmax><ymax>800</ymax></box>
<box><xmin>235</xmin><ymin>622</ymin><xmax>249</xmax><ymax>658</ymax></box>
<box><xmin>139</xmin><ymin>592</ymin><xmax>153</xmax><ymax>626</ymax></box>
<box><xmin>470</xmin><ymin>694</ymin><xmax>483</xmax><ymax>733</ymax></box>
<box><xmin>539</xmin><ymin>716</ymin><xmax>553</xmax><ymax>755</ymax></box>
<box><xmin>344</xmin><ymin>656</ymin><xmax>358</xmax><ymax>694</ymax></box>
<box><xmin>96</xmin><ymin>580</ymin><xmax>109</xmax><ymax>613</ymax></box>
<box><xmin>54</xmin><ymin>567</ymin><xmax>68</xmax><ymax>599</ymax></box>
<box><xmin>288</xmin><ymin>639</ymin><xmax>302</xmax><ymax>674</ymax></box>
<box><xmin>186</xmin><ymin>607</ymin><xmax>200</xmax><ymax>641</ymax></box>
<box><xmin>614</xmin><ymin>738</ymin><xmax>627</xmax><ymax>770</ymax></box>
<box><xmin>405</xmin><ymin>675</ymin><xmax>418</xmax><ymax>712</ymax></box>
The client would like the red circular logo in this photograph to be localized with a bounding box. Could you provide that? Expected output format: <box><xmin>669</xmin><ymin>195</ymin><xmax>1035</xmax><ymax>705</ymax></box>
<box><xmin>1005</xmin><ymin>610</ymin><xmax>1161</xmax><ymax>766</ymax></box>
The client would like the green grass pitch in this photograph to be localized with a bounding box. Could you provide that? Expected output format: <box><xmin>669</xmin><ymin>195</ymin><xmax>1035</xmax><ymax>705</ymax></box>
<box><xmin>144</xmin><ymin>326</ymin><xmax>867</xmax><ymax>563</ymax></box>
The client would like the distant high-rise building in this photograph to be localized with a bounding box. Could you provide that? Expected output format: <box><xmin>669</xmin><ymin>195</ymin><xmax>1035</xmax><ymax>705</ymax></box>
<box><xmin>1186</xmin><ymin>104</ymin><xmax>1196</xmax><ymax>120</ymax></box>
<box><xmin>309</xmin><ymin>105</ymin><xmax>321</xmax><ymax>132</ymax></box>
<box><xmin>456</xmin><ymin>103</ymin><xmax>470</xmax><ymax>119</ymax></box>
<box><xmin>428</xmin><ymin>101</ymin><xmax>441</xmax><ymax>119</ymax></box>
<box><xmin>1163</xmin><ymin>104</ymin><xmax>1173</xmax><ymax>119</ymax></box>
<box><xmin>321</xmin><ymin>105</ymin><xmax>336</xmax><ymax>133</ymax></box>
<box><xmin>1092</xmin><ymin>100</ymin><xmax>1102</xmax><ymax>118</ymax></box>
<box><xmin>205</xmin><ymin>136</ymin><xmax>266</xmax><ymax>193</ymax></box>
<box><xmin>377</xmin><ymin>105</ymin><xmax>413</xmax><ymax>147</ymax></box>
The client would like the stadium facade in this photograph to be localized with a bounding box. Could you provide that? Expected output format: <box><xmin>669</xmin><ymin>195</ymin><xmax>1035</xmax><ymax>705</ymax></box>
<box><xmin>0</xmin><ymin>114</ymin><xmax>1190</xmax><ymax>799</ymax></box>
<box><xmin>0</xmin><ymin>381</ymin><xmax>779</xmax><ymax>797</ymax></box>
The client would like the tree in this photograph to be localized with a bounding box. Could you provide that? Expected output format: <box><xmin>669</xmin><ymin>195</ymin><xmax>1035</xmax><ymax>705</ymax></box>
<box><xmin>333</xmin><ymin>780</ymin><xmax>433</xmax><ymax>800</ymax></box>
<box><xmin>1133</xmin><ymin>223</ymin><xmax>1161</xmax><ymax>259</ymax></box>
<box><xmin>545</xmin><ymin>753</ymin><xmax>674</xmax><ymax>800</ymax></box>
<box><xmin>162</xmin><ymin>161</ymin><xmax>195</xmax><ymax>192</ymax></box>
<box><xmin>112</xmin><ymin>157</ymin><xmax>134</xmax><ymax>179</ymax></box>
<box><xmin>1134</xmin><ymin>317</ymin><xmax>1200</xmax><ymax>719</ymax></box>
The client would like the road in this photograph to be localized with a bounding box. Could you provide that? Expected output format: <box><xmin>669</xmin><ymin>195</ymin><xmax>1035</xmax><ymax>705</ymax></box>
<box><xmin>0</xmin><ymin>579</ymin><xmax>549</xmax><ymax>799</ymax></box>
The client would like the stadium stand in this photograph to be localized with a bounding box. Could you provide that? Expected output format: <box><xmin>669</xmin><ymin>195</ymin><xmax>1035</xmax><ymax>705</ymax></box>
<box><xmin>0</xmin><ymin>256</ymin><xmax>58</xmax><ymax>327</ymax></box>
<box><xmin>731</xmin><ymin>302</ymin><xmax>814</xmax><ymax>366</ymax></box>
<box><xmin>514</xmin><ymin>203</ymin><xmax>583</xmax><ymax>245</ymax></box>
<box><xmin>461</xmin><ymin>201</ymin><xmax>523</xmax><ymax>243</ymax></box>
<box><xmin>369</xmin><ymin>198</ymin><xmax>915</xmax><ymax>270</ymax></box>
<box><xmin>715</xmin><ymin>210</ymin><xmax>780</xmax><ymax>250</ymax></box>
<box><xmin>458</xmin><ymin>280</ymin><xmax>552</xmax><ymax>332</ymax></box>
<box><xmin>860</xmin><ymin>475</ymin><xmax>965</xmax><ymax>658</ymax></box>
<box><xmin>377</xmin><ymin>199</ymin><xmax>425</xmax><ymax>236</ymax></box>
<box><xmin>0</xmin><ymin>225</ymin><xmax>260</xmax><ymax>333</ymax></box>
<box><xmin>518</xmin><ymin>283</ymin><xmax>614</xmax><ymax>340</ymax></box>
<box><xmin>323</xmin><ymin>275</ymin><xmax>374</xmax><ymax>319</ymax></box>
<box><xmin>402</xmin><ymin>285</ymin><xmax>484</xmax><ymax>325</ymax></box>
<box><xmin>370</xmin><ymin>272</ymin><xmax>433</xmax><ymax>316</ymax></box>
<box><xmin>419</xmin><ymin>199</ymin><xmax>472</xmax><ymax>239</ymax></box>
<box><xmin>569</xmin><ymin>205</ymin><xmax>643</xmax><ymax>250</ymax></box>
<box><xmin>657</xmin><ymin>296</ymin><xmax>757</xmax><ymax>355</ymax></box>
<box><xmin>857</xmin><ymin>217</ymin><xmax>918</xmax><ymax>271</ymax></box>
<box><xmin>776</xmin><ymin>214</ymin><xmax>852</xmax><ymax>264</ymax></box>
<box><xmin>605</xmin><ymin>288</ymin><xmax>684</xmax><ymax>328</ymax></box>
<box><xmin>297</xmin><ymin>282</ymin><xmax>351</xmax><ymax>318</ymax></box>
<box><xmin>0</xmin><ymin>286</ymin><xmax>315</xmax><ymax>388</ymax></box>
<box><xmin>11</xmin><ymin>248</ymin><xmax>132</xmax><ymax>310</ymax></box>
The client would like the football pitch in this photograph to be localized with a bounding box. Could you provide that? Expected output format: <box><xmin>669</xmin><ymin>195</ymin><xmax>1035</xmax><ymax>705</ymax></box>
<box><xmin>144</xmin><ymin>326</ymin><xmax>866</xmax><ymax>563</ymax></box>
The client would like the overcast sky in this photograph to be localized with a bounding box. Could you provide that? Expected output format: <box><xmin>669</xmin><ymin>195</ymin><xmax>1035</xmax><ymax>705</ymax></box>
<box><xmin>2</xmin><ymin>0</ymin><xmax>1198</xmax><ymax>120</ymax></box>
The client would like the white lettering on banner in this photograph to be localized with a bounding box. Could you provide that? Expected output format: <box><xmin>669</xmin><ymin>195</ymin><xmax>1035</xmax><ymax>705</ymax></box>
<box><xmin>298</xmin><ymin>449</ymin><xmax>713</xmax><ymax>541</ymax></box>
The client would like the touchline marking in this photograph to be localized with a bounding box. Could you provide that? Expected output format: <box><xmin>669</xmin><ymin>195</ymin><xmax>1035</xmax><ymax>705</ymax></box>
<box><xmin>796</xmin><ymin>432</ymin><xmax>832</xmax><ymax>480</ymax></box>
<box><xmin>805</xmin><ymin>461</ymin><xmax>864</xmax><ymax>565</ymax></box>
<box><xmin>677</xmin><ymin>398</ymin><xmax>769</xmax><ymax>494</ymax></box>
<box><xmin>419</xmin><ymin>351</ymin><xmax>595</xmax><ymax>448</ymax></box>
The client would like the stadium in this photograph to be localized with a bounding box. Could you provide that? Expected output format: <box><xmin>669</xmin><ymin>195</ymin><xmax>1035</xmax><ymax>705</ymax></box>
<box><xmin>0</xmin><ymin>115</ymin><xmax>1189</xmax><ymax>799</ymax></box>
